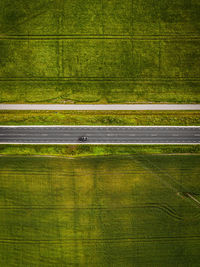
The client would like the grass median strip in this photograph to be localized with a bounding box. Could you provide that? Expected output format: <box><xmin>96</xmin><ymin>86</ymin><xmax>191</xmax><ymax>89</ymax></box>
<box><xmin>0</xmin><ymin>144</ymin><xmax>200</xmax><ymax>157</ymax></box>
<box><xmin>0</xmin><ymin>110</ymin><xmax>200</xmax><ymax>126</ymax></box>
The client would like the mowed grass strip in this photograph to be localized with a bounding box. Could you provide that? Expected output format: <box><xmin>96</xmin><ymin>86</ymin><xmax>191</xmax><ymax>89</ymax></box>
<box><xmin>0</xmin><ymin>110</ymin><xmax>200</xmax><ymax>126</ymax></box>
<box><xmin>0</xmin><ymin>155</ymin><xmax>199</xmax><ymax>265</ymax></box>
<box><xmin>0</xmin><ymin>145</ymin><xmax>200</xmax><ymax>157</ymax></box>
<box><xmin>0</xmin><ymin>0</ymin><xmax>200</xmax><ymax>104</ymax></box>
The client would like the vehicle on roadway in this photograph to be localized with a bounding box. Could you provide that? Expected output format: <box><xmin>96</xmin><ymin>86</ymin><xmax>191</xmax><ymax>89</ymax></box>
<box><xmin>78</xmin><ymin>136</ymin><xmax>88</xmax><ymax>142</ymax></box>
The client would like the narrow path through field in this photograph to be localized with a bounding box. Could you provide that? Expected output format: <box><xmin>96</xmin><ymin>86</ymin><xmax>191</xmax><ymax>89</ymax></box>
<box><xmin>186</xmin><ymin>193</ymin><xmax>200</xmax><ymax>207</ymax></box>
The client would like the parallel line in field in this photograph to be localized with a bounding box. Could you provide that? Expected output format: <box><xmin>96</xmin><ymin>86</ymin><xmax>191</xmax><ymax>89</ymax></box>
<box><xmin>0</xmin><ymin>35</ymin><xmax>200</xmax><ymax>40</ymax></box>
<box><xmin>0</xmin><ymin>77</ymin><xmax>200</xmax><ymax>82</ymax></box>
<box><xmin>1</xmin><ymin>171</ymin><xmax>199</xmax><ymax>177</ymax></box>
<box><xmin>0</xmin><ymin>204</ymin><xmax>183</xmax><ymax>220</ymax></box>
<box><xmin>0</xmin><ymin>171</ymin><xmax>148</xmax><ymax>175</ymax></box>
<box><xmin>0</xmin><ymin>203</ymin><xmax>178</xmax><ymax>211</ymax></box>
<box><xmin>0</xmin><ymin>236</ymin><xmax>200</xmax><ymax>244</ymax></box>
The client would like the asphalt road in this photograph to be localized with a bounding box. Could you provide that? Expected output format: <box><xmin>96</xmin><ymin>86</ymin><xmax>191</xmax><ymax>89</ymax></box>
<box><xmin>0</xmin><ymin>126</ymin><xmax>200</xmax><ymax>144</ymax></box>
<box><xmin>0</xmin><ymin>104</ymin><xmax>200</xmax><ymax>110</ymax></box>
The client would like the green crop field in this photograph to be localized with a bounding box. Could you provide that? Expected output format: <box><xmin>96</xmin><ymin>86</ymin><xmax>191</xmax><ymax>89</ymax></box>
<box><xmin>0</xmin><ymin>0</ymin><xmax>200</xmax><ymax>103</ymax></box>
<box><xmin>0</xmin><ymin>155</ymin><xmax>200</xmax><ymax>266</ymax></box>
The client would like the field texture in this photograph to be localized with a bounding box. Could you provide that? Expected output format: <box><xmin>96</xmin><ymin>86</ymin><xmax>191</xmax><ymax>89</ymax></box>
<box><xmin>0</xmin><ymin>155</ymin><xmax>200</xmax><ymax>266</ymax></box>
<box><xmin>0</xmin><ymin>110</ymin><xmax>200</xmax><ymax>126</ymax></box>
<box><xmin>0</xmin><ymin>0</ymin><xmax>200</xmax><ymax>103</ymax></box>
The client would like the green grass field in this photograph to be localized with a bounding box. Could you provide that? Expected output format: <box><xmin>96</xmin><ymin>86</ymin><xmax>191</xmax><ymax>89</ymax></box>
<box><xmin>0</xmin><ymin>155</ymin><xmax>200</xmax><ymax>266</ymax></box>
<box><xmin>0</xmin><ymin>110</ymin><xmax>200</xmax><ymax>126</ymax></box>
<box><xmin>0</xmin><ymin>0</ymin><xmax>200</xmax><ymax>103</ymax></box>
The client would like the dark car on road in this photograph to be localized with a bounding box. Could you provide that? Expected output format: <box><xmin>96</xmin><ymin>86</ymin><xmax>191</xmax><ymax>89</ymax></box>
<box><xmin>79</xmin><ymin>136</ymin><xmax>88</xmax><ymax>142</ymax></box>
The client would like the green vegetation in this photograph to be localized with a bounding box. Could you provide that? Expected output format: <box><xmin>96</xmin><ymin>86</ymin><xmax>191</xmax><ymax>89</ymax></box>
<box><xmin>0</xmin><ymin>144</ymin><xmax>200</xmax><ymax>157</ymax></box>
<box><xmin>0</xmin><ymin>0</ymin><xmax>200</xmax><ymax>103</ymax></box>
<box><xmin>0</xmin><ymin>110</ymin><xmax>200</xmax><ymax>125</ymax></box>
<box><xmin>0</xmin><ymin>154</ymin><xmax>200</xmax><ymax>265</ymax></box>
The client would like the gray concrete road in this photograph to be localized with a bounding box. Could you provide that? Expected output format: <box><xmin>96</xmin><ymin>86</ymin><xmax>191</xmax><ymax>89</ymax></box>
<box><xmin>0</xmin><ymin>104</ymin><xmax>200</xmax><ymax>110</ymax></box>
<box><xmin>0</xmin><ymin>126</ymin><xmax>199</xmax><ymax>144</ymax></box>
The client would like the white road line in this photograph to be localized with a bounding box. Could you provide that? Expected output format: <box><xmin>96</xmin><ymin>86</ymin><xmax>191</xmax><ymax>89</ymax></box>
<box><xmin>0</xmin><ymin>126</ymin><xmax>200</xmax><ymax>128</ymax></box>
<box><xmin>0</xmin><ymin>143</ymin><xmax>199</xmax><ymax>145</ymax></box>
